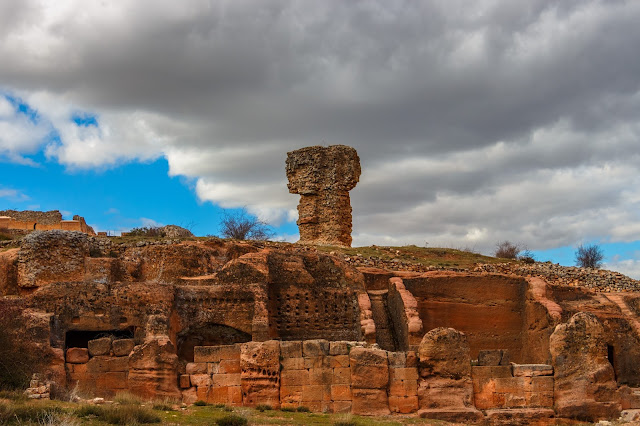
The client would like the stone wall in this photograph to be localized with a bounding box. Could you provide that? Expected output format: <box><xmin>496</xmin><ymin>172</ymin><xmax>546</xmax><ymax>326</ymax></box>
<box><xmin>176</xmin><ymin>339</ymin><xmax>557</xmax><ymax>419</ymax></box>
<box><xmin>0</xmin><ymin>210</ymin><xmax>63</xmax><ymax>225</ymax></box>
<box><xmin>0</xmin><ymin>212</ymin><xmax>95</xmax><ymax>236</ymax></box>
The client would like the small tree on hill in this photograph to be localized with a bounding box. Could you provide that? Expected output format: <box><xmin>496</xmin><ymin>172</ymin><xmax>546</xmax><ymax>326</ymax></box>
<box><xmin>219</xmin><ymin>209</ymin><xmax>273</xmax><ymax>241</ymax></box>
<box><xmin>575</xmin><ymin>244</ymin><xmax>604</xmax><ymax>268</ymax></box>
<box><xmin>494</xmin><ymin>241</ymin><xmax>521</xmax><ymax>259</ymax></box>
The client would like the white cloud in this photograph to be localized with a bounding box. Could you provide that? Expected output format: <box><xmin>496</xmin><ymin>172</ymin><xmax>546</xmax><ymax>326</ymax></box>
<box><xmin>140</xmin><ymin>217</ymin><xmax>163</xmax><ymax>228</ymax></box>
<box><xmin>604</xmin><ymin>258</ymin><xmax>640</xmax><ymax>280</ymax></box>
<box><xmin>2</xmin><ymin>1</ymin><xmax>640</xmax><ymax>253</ymax></box>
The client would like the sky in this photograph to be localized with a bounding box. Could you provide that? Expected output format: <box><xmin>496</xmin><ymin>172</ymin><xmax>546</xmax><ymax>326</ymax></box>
<box><xmin>1</xmin><ymin>0</ymin><xmax>640</xmax><ymax>277</ymax></box>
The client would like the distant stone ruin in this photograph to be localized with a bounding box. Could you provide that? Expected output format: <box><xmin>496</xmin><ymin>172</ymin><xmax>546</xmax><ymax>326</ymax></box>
<box><xmin>0</xmin><ymin>210</ymin><xmax>95</xmax><ymax>236</ymax></box>
<box><xmin>286</xmin><ymin>145</ymin><xmax>361</xmax><ymax>247</ymax></box>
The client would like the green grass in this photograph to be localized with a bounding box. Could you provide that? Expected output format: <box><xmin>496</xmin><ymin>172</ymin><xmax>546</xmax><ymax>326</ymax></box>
<box><xmin>315</xmin><ymin>244</ymin><xmax>506</xmax><ymax>269</ymax></box>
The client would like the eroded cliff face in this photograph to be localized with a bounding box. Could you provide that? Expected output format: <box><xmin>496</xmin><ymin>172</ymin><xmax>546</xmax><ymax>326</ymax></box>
<box><xmin>2</xmin><ymin>230</ymin><xmax>640</xmax><ymax>422</ymax></box>
<box><xmin>286</xmin><ymin>145</ymin><xmax>361</xmax><ymax>247</ymax></box>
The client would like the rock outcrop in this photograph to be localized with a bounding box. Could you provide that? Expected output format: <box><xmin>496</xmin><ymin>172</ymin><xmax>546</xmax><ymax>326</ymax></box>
<box><xmin>417</xmin><ymin>327</ymin><xmax>483</xmax><ymax>422</ymax></box>
<box><xmin>286</xmin><ymin>145</ymin><xmax>360</xmax><ymax>247</ymax></box>
<box><xmin>550</xmin><ymin>312</ymin><xmax>621</xmax><ymax>421</ymax></box>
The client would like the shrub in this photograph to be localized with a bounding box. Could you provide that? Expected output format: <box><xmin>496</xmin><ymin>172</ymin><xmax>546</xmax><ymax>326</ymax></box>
<box><xmin>280</xmin><ymin>406</ymin><xmax>295</xmax><ymax>412</ymax></box>
<box><xmin>216</xmin><ymin>414</ymin><xmax>248</xmax><ymax>426</ymax></box>
<box><xmin>76</xmin><ymin>404</ymin><xmax>161</xmax><ymax>424</ymax></box>
<box><xmin>256</xmin><ymin>403</ymin><xmax>272</xmax><ymax>412</ymax></box>
<box><xmin>519</xmin><ymin>250</ymin><xmax>536</xmax><ymax>264</ymax></box>
<box><xmin>575</xmin><ymin>244</ymin><xmax>604</xmax><ymax>269</ymax></box>
<box><xmin>296</xmin><ymin>406</ymin><xmax>310</xmax><ymax>412</ymax></box>
<box><xmin>152</xmin><ymin>399</ymin><xmax>177</xmax><ymax>411</ymax></box>
<box><xmin>0</xmin><ymin>402</ymin><xmax>66</xmax><ymax>423</ymax></box>
<box><xmin>219</xmin><ymin>209</ymin><xmax>273</xmax><ymax>241</ymax></box>
<box><xmin>494</xmin><ymin>241</ymin><xmax>521</xmax><ymax>259</ymax></box>
<box><xmin>0</xmin><ymin>303</ymin><xmax>50</xmax><ymax>390</ymax></box>
<box><xmin>193</xmin><ymin>400</ymin><xmax>208</xmax><ymax>406</ymax></box>
<box><xmin>114</xmin><ymin>390</ymin><xmax>143</xmax><ymax>405</ymax></box>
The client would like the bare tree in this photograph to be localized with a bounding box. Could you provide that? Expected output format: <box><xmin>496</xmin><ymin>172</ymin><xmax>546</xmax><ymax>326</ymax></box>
<box><xmin>575</xmin><ymin>244</ymin><xmax>604</xmax><ymax>268</ymax></box>
<box><xmin>219</xmin><ymin>209</ymin><xmax>273</xmax><ymax>241</ymax></box>
<box><xmin>494</xmin><ymin>241</ymin><xmax>521</xmax><ymax>259</ymax></box>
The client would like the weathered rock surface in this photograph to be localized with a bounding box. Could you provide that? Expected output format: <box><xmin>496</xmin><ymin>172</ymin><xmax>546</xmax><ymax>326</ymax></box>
<box><xmin>417</xmin><ymin>328</ymin><xmax>482</xmax><ymax>422</ymax></box>
<box><xmin>550</xmin><ymin>312</ymin><xmax>620</xmax><ymax>421</ymax></box>
<box><xmin>128</xmin><ymin>338</ymin><xmax>181</xmax><ymax>400</ymax></box>
<box><xmin>286</xmin><ymin>145</ymin><xmax>360</xmax><ymax>247</ymax></box>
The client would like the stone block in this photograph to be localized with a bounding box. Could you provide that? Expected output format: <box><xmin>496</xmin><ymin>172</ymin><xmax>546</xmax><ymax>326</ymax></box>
<box><xmin>186</xmin><ymin>362</ymin><xmax>208</xmax><ymax>375</ymax></box>
<box><xmin>493</xmin><ymin>377</ymin><xmax>529</xmax><ymax>394</ymax></box>
<box><xmin>406</xmin><ymin>351</ymin><xmax>418</xmax><ymax>368</ymax></box>
<box><xmin>389</xmin><ymin>379</ymin><xmax>418</xmax><ymax>397</ymax></box>
<box><xmin>208</xmin><ymin>386</ymin><xmax>227</xmax><ymax>404</ymax></box>
<box><xmin>179</xmin><ymin>374</ymin><xmax>191</xmax><ymax>389</ymax></box>
<box><xmin>88</xmin><ymin>338</ymin><xmax>112</xmax><ymax>357</ymax></box>
<box><xmin>526</xmin><ymin>391</ymin><xmax>554</xmax><ymax>407</ymax></box>
<box><xmin>207</xmin><ymin>363</ymin><xmax>219</xmax><ymax>375</ymax></box>
<box><xmin>512</xmin><ymin>364</ymin><xmax>553</xmax><ymax>377</ymax></box>
<box><xmin>388</xmin><ymin>351</ymin><xmax>407</xmax><ymax>367</ymax></box>
<box><xmin>302</xmin><ymin>384</ymin><xmax>329</xmax><ymax>402</ymax></box>
<box><xmin>96</xmin><ymin>371</ymin><xmax>127</xmax><ymax>389</ymax></box>
<box><xmin>196</xmin><ymin>386</ymin><xmax>210</xmax><ymax>402</ymax></box>
<box><xmin>329</xmin><ymin>355</ymin><xmax>350</xmax><ymax>368</ymax></box>
<box><xmin>332</xmin><ymin>367</ymin><xmax>351</xmax><ymax>385</ymax></box>
<box><xmin>329</xmin><ymin>341</ymin><xmax>349</xmax><ymax>355</ymax></box>
<box><xmin>530</xmin><ymin>376</ymin><xmax>554</xmax><ymax>392</ymax></box>
<box><xmin>190</xmin><ymin>374</ymin><xmax>212</xmax><ymax>387</ymax></box>
<box><xmin>477</xmin><ymin>349</ymin><xmax>509</xmax><ymax>366</ymax></box>
<box><xmin>66</xmin><ymin>348</ymin><xmax>89</xmax><ymax>364</ymax></box>
<box><xmin>389</xmin><ymin>395</ymin><xmax>419</xmax><ymax>413</ymax></box>
<box><xmin>280</xmin><ymin>341</ymin><xmax>302</xmax><ymax>358</ymax></box>
<box><xmin>212</xmin><ymin>373</ymin><xmax>241</xmax><ymax>387</ymax></box>
<box><xmin>86</xmin><ymin>356</ymin><xmax>111</xmax><ymax>373</ymax></box>
<box><xmin>228</xmin><ymin>386</ymin><xmax>242</xmax><ymax>405</ymax></box>
<box><xmin>351</xmin><ymin>388</ymin><xmax>390</xmax><ymax>416</ymax></box>
<box><xmin>390</xmin><ymin>367</ymin><xmax>419</xmax><ymax>382</ymax></box>
<box><xmin>219</xmin><ymin>359</ymin><xmax>241</xmax><ymax>374</ymax></box>
<box><xmin>281</xmin><ymin>369</ymin><xmax>309</xmax><ymax>386</ymax></box>
<box><xmin>309</xmin><ymin>367</ymin><xmax>333</xmax><ymax>385</ymax></box>
<box><xmin>112</xmin><ymin>339</ymin><xmax>135</xmax><ymax>356</ymax></box>
<box><xmin>303</xmin><ymin>339</ymin><xmax>329</xmax><ymax>357</ymax></box>
<box><xmin>181</xmin><ymin>387</ymin><xmax>197</xmax><ymax>405</ymax></box>
<box><xmin>194</xmin><ymin>344</ymin><xmax>240</xmax><ymax>363</ymax></box>
<box><xmin>281</xmin><ymin>385</ymin><xmax>303</xmax><ymax>404</ymax></box>
<box><xmin>350</xmin><ymin>347</ymin><xmax>388</xmax><ymax>389</ymax></box>
<box><xmin>471</xmin><ymin>365</ymin><xmax>513</xmax><ymax>378</ymax></box>
<box><xmin>330</xmin><ymin>384</ymin><xmax>352</xmax><ymax>401</ymax></box>
<box><xmin>304</xmin><ymin>356</ymin><xmax>330</xmax><ymax>369</ymax></box>
<box><xmin>333</xmin><ymin>400</ymin><xmax>352</xmax><ymax>413</ymax></box>
<box><xmin>281</xmin><ymin>357</ymin><xmax>305</xmax><ymax>370</ymax></box>
<box><xmin>108</xmin><ymin>356</ymin><xmax>129</xmax><ymax>372</ymax></box>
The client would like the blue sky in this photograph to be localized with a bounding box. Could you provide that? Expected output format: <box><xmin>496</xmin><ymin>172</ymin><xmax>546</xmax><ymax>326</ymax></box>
<box><xmin>2</xmin><ymin>1</ymin><xmax>640</xmax><ymax>278</ymax></box>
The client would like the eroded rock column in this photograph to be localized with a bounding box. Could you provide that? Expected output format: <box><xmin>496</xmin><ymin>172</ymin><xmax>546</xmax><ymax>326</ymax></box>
<box><xmin>286</xmin><ymin>145</ymin><xmax>361</xmax><ymax>247</ymax></box>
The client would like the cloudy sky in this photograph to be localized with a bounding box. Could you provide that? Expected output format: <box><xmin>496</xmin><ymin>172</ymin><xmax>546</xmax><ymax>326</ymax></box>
<box><xmin>1</xmin><ymin>0</ymin><xmax>640</xmax><ymax>277</ymax></box>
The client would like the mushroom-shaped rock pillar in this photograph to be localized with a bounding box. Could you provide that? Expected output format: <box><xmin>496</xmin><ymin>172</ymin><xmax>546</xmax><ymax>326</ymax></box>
<box><xmin>286</xmin><ymin>145</ymin><xmax>361</xmax><ymax>247</ymax></box>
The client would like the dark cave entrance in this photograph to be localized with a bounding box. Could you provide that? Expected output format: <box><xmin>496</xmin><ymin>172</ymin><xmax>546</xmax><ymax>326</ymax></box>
<box><xmin>177</xmin><ymin>324</ymin><xmax>251</xmax><ymax>362</ymax></box>
<box><xmin>65</xmin><ymin>327</ymin><xmax>136</xmax><ymax>349</ymax></box>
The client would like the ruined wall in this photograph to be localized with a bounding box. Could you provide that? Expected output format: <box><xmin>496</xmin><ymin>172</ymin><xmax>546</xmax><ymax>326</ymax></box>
<box><xmin>286</xmin><ymin>145</ymin><xmax>360</xmax><ymax>247</ymax></box>
<box><xmin>0</xmin><ymin>210</ymin><xmax>63</xmax><ymax>225</ymax></box>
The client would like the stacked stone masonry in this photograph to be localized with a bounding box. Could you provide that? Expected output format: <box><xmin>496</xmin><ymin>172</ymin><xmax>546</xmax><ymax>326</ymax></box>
<box><xmin>0</xmin><ymin>210</ymin><xmax>95</xmax><ymax>236</ymax></box>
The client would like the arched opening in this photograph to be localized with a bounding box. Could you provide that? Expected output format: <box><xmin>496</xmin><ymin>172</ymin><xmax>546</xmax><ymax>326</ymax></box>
<box><xmin>33</xmin><ymin>223</ymin><xmax>37</xmax><ymax>230</ymax></box>
<box><xmin>177</xmin><ymin>323</ymin><xmax>251</xmax><ymax>362</ymax></box>
<box><xmin>607</xmin><ymin>344</ymin><xmax>617</xmax><ymax>381</ymax></box>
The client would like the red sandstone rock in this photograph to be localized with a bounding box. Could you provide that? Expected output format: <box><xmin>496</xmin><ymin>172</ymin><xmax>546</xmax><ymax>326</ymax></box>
<box><xmin>418</xmin><ymin>328</ymin><xmax>482</xmax><ymax>421</ymax></box>
<box><xmin>286</xmin><ymin>145</ymin><xmax>361</xmax><ymax>247</ymax></box>
<box><xmin>550</xmin><ymin>312</ymin><xmax>621</xmax><ymax>421</ymax></box>
<box><xmin>127</xmin><ymin>338</ymin><xmax>181</xmax><ymax>400</ymax></box>
<box><xmin>240</xmin><ymin>340</ymin><xmax>281</xmax><ymax>408</ymax></box>
<box><xmin>349</xmin><ymin>347</ymin><xmax>389</xmax><ymax>389</ymax></box>
<box><xmin>112</xmin><ymin>339</ymin><xmax>135</xmax><ymax>356</ymax></box>
<box><xmin>66</xmin><ymin>348</ymin><xmax>89</xmax><ymax>364</ymax></box>
<box><xmin>88</xmin><ymin>337</ymin><xmax>112</xmax><ymax>356</ymax></box>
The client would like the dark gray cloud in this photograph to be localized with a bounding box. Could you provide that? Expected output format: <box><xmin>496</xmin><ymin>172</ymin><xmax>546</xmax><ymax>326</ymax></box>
<box><xmin>1</xmin><ymin>0</ymin><xmax>640</xmax><ymax>256</ymax></box>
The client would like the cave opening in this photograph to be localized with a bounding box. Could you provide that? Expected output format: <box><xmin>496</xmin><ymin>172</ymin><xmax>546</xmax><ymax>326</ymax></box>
<box><xmin>65</xmin><ymin>327</ymin><xmax>135</xmax><ymax>349</ymax></box>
